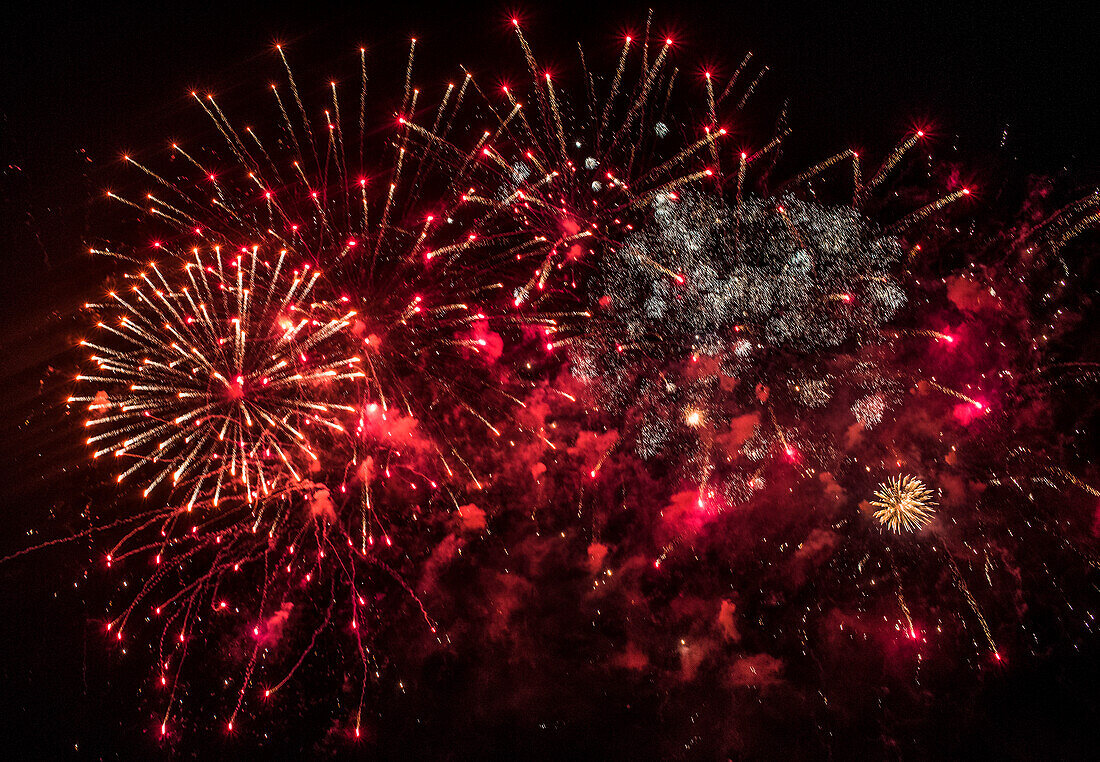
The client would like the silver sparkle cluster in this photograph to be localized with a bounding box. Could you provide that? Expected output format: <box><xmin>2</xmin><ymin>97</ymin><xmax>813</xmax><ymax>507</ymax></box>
<box><xmin>570</xmin><ymin>191</ymin><xmax>908</xmax><ymax>471</ymax></box>
<box><xmin>602</xmin><ymin>191</ymin><xmax>905</xmax><ymax>353</ymax></box>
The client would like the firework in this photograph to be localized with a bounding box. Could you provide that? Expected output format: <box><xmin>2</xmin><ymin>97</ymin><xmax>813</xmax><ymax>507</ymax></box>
<box><xmin>541</xmin><ymin>112</ymin><xmax>985</xmax><ymax>572</ymax></box>
<box><xmin>437</xmin><ymin>16</ymin><xmax>770</xmax><ymax>311</ymax></box>
<box><xmin>72</xmin><ymin>248</ymin><xmax>360</xmax><ymax>507</ymax></box>
<box><xmin>870</xmin><ymin>475</ymin><xmax>938</xmax><ymax>532</ymax></box>
<box><xmin>571</xmin><ymin>191</ymin><xmax>908</xmax><ymax>476</ymax></box>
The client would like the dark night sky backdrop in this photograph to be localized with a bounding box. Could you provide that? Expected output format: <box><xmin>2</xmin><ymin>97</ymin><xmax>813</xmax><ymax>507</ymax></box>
<box><xmin>1</xmin><ymin>1</ymin><xmax>1098</xmax><ymax>758</ymax></box>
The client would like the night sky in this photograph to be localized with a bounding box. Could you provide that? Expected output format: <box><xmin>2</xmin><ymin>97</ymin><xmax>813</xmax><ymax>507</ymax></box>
<box><xmin>2</xmin><ymin>1</ymin><xmax>1099</xmax><ymax>758</ymax></box>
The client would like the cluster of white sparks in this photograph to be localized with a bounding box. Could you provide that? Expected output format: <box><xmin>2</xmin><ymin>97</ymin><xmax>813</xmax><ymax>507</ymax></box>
<box><xmin>571</xmin><ymin>191</ymin><xmax>908</xmax><ymax>475</ymax></box>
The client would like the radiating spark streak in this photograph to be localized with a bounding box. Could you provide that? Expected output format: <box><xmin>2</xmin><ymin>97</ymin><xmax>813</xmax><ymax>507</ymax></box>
<box><xmin>889</xmin><ymin>187</ymin><xmax>972</xmax><ymax>232</ymax></box>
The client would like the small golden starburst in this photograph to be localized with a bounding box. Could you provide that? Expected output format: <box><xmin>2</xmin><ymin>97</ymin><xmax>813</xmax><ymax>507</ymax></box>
<box><xmin>871</xmin><ymin>475</ymin><xmax>937</xmax><ymax>532</ymax></box>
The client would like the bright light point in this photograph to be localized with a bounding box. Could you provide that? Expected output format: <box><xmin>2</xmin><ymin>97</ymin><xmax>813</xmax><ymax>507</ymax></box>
<box><xmin>962</xmin><ymin>188</ymin><xmax>971</xmax><ymax>195</ymax></box>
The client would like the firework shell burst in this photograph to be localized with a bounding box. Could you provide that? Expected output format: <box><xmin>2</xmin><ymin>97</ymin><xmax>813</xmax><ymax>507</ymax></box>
<box><xmin>72</xmin><ymin>249</ymin><xmax>362</xmax><ymax>508</ymax></box>
<box><xmin>870</xmin><ymin>474</ymin><xmax>938</xmax><ymax>532</ymax></box>
<box><xmin>571</xmin><ymin>191</ymin><xmax>908</xmax><ymax>474</ymax></box>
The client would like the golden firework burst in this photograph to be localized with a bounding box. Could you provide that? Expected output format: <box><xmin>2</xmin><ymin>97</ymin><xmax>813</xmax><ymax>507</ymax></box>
<box><xmin>871</xmin><ymin>475</ymin><xmax>937</xmax><ymax>532</ymax></box>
